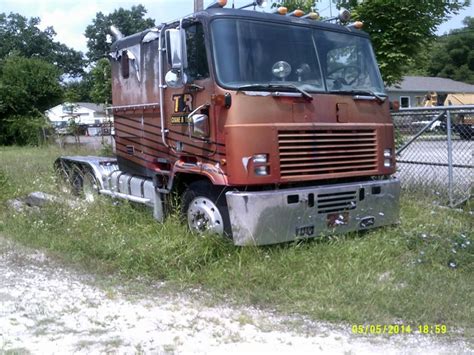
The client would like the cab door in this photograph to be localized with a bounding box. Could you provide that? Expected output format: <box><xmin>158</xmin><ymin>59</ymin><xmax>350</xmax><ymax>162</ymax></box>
<box><xmin>164</xmin><ymin>22</ymin><xmax>216</xmax><ymax>161</ymax></box>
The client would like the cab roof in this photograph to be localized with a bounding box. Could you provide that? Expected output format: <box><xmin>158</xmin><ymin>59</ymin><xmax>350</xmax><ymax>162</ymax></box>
<box><xmin>111</xmin><ymin>7</ymin><xmax>367</xmax><ymax>52</ymax></box>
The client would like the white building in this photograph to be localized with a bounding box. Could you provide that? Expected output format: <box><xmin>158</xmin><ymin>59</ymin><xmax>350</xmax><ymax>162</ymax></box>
<box><xmin>45</xmin><ymin>102</ymin><xmax>109</xmax><ymax>127</ymax></box>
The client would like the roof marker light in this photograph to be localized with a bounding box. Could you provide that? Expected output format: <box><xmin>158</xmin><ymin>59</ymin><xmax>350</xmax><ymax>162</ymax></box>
<box><xmin>347</xmin><ymin>21</ymin><xmax>364</xmax><ymax>29</ymax></box>
<box><xmin>272</xmin><ymin>6</ymin><xmax>288</xmax><ymax>15</ymax></box>
<box><xmin>287</xmin><ymin>9</ymin><xmax>304</xmax><ymax>17</ymax></box>
<box><xmin>206</xmin><ymin>0</ymin><xmax>227</xmax><ymax>9</ymax></box>
<box><xmin>302</xmin><ymin>12</ymin><xmax>320</xmax><ymax>20</ymax></box>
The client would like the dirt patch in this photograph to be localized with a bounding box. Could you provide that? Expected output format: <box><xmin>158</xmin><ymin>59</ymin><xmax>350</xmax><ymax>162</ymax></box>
<box><xmin>0</xmin><ymin>236</ymin><xmax>471</xmax><ymax>354</ymax></box>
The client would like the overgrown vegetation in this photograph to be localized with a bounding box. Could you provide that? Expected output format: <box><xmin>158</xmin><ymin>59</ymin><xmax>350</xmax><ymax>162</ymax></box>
<box><xmin>0</xmin><ymin>146</ymin><xmax>472</xmax><ymax>335</ymax></box>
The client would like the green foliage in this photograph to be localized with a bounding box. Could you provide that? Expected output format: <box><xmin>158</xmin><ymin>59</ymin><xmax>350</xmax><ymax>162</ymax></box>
<box><xmin>0</xmin><ymin>56</ymin><xmax>63</xmax><ymax>116</ymax></box>
<box><xmin>0</xmin><ymin>12</ymin><xmax>85</xmax><ymax>77</ymax></box>
<box><xmin>335</xmin><ymin>1</ymin><xmax>469</xmax><ymax>85</ymax></box>
<box><xmin>85</xmin><ymin>5</ymin><xmax>155</xmax><ymax>61</ymax></box>
<box><xmin>272</xmin><ymin>0</ymin><xmax>315</xmax><ymax>12</ymax></box>
<box><xmin>90</xmin><ymin>59</ymin><xmax>112</xmax><ymax>104</ymax></box>
<box><xmin>0</xmin><ymin>168</ymin><xmax>12</xmax><ymax>200</ymax></box>
<box><xmin>1</xmin><ymin>115</ymin><xmax>50</xmax><ymax>146</ymax></box>
<box><xmin>0</xmin><ymin>56</ymin><xmax>62</xmax><ymax>145</ymax></box>
<box><xmin>0</xmin><ymin>61</ymin><xmax>60</xmax><ymax>145</ymax></box>
<box><xmin>99</xmin><ymin>142</ymin><xmax>114</xmax><ymax>157</ymax></box>
<box><xmin>426</xmin><ymin>17</ymin><xmax>474</xmax><ymax>84</ymax></box>
<box><xmin>63</xmin><ymin>78</ymin><xmax>94</xmax><ymax>103</ymax></box>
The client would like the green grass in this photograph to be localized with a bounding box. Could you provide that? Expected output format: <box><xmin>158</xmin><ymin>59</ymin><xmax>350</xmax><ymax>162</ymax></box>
<box><xmin>0</xmin><ymin>145</ymin><xmax>472</xmax><ymax>335</ymax></box>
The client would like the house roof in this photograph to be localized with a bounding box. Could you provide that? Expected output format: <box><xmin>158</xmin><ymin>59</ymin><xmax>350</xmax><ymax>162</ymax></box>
<box><xmin>387</xmin><ymin>76</ymin><xmax>474</xmax><ymax>93</ymax></box>
<box><xmin>75</xmin><ymin>102</ymin><xmax>106</xmax><ymax>112</ymax></box>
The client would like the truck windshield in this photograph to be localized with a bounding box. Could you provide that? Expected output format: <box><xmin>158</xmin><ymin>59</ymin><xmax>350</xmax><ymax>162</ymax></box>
<box><xmin>211</xmin><ymin>19</ymin><xmax>385</xmax><ymax>95</ymax></box>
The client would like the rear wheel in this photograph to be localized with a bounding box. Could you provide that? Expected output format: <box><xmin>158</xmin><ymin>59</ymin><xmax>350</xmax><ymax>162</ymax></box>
<box><xmin>54</xmin><ymin>160</ymin><xmax>75</xmax><ymax>195</ymax></box>
<box><xmin>182</xmin><ymin>180</ymin><xmax>231</xmax><ymax>238</ymax></box>
<box><xmin>79</xmin><ymin>169</ymin><xmax>99</xmax><ymax>202</ymax></box>
<box><xmin>54</xmin><ymin>161</ymin><xmax>99</xmax><ymax>201</ymax></box>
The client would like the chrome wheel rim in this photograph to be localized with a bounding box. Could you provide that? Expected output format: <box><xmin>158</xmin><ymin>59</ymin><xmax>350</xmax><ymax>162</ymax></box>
<box><xmin>82</xmin><ymin>173</ymin><xmax>98</xmax><ymax>202</ymax></box>
<box><xmin>187</xmin><ymin>197</ymin><xmax>224</xmax><ymax>235</ymax></box>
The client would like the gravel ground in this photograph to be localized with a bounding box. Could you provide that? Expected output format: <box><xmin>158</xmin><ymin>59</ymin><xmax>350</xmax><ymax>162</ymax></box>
<box><xmin>0</xmin><ymin>236</ymin><xmax>472</xmax><ymax>355</ymax></box>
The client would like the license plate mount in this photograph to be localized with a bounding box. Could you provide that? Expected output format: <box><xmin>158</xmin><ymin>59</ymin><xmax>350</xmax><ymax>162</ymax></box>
<box><xmin>295</xmin><ymin>225</ymin><xmax>315</xmax><ymax>237</ymax></box>
<box><xmin>327</xmin><ymin>212</ymin><xmax>349</xmax><ymax>227</ymax></box>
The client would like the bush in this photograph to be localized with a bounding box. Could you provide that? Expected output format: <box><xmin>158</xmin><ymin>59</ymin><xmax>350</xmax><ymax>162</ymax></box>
<box><xmin>0</xmin><ymin>115</ymin><xmax>50</xmax><ymax>146</ymax></box>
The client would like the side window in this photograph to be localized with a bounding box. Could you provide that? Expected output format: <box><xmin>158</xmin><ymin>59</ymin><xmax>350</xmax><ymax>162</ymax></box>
<box><xmin>186</xmin><ymin>23</ymin><xmax>209</xmax><ymax>80</ymax></box>
<box><xmin>121</xmin><ymin>51</ymin><xmax>130</xmax><ymax>79</ymax></box>
<box><xmin>400</xmin><ymin>96</ymin><xmax>410</xmax><ymax>108</ymax></box>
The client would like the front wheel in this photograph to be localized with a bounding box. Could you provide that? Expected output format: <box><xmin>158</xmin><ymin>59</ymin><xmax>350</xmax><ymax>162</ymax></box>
<box><xmin>181</xmin><ymin>180</ymin><xmax>232</xmax><ymax>238</ymax></box>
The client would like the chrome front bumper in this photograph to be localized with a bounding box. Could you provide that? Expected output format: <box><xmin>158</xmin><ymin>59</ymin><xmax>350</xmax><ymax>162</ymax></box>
<box><xmin>226</xmin><ymin>178</ymin><xmax>400</xmax><ymax>246</ymax></box>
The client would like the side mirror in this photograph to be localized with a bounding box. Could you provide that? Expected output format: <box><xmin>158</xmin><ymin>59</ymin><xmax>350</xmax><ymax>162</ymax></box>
<box><xmin>166</xmin><ymin>28</ymin><xmax>187</xmax><ymax>70</ymax></box>
<box><xmin>165</xmin><ymin>70</ymin><xmax>188</xmax><ymax>89</ymax></box>
<box><xmin>189</xmin><ymin>114</ymin><xmax>210</xmax><ymax>139</ymax></box>
<box><xmin>186</xmin><ymin>103</ymin><xmax>211</xmax><ymax>139</ymax></box>
<box><xmin>165</xmin><ymin>28</ymin><xmax>188</xmax><ymax>89</ymax></box>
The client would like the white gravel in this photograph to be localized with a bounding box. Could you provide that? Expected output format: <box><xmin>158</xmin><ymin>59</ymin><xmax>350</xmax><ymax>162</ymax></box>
<box><xmin>0</xmin><ymin>236</ymin><xmax>472</xmax><ymax>355</ymax></box>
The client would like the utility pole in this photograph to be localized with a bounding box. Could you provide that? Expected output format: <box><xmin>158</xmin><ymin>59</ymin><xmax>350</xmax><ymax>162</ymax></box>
<box><xmin>194</xmin><ymin>0</ymin><xmax>204</xmax><ymax>12</ymax></box>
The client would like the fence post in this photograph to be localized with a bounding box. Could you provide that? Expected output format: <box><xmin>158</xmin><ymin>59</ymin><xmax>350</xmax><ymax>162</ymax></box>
<box><xmin>446</xmin><ymin>110</ymin><xmax>454</xmax><ymax>207</ymax></box>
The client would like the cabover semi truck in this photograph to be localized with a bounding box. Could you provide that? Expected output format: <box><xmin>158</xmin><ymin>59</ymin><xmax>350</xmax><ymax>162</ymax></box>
<box><xmin>55</xmin><ymin>1</ymin><xmax>400</xmax><ymax>245</ymax></box>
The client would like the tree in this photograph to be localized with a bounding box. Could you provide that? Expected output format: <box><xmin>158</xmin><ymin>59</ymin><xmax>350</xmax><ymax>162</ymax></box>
<box><xmin>274</xmin><ymin>0</ymin><xmax>470</xmax><ymax>85</ymax></box>
<box><xmin>272</xmin><ymin>0</ymin><xmax>315</xmax><ymax>12</ymax></box>
<box><xmin>85</xmin><ymin>5</ymin><xmax>155</xmax><ymax>61</ymax></box>
<box><xmin>426</xmin><ymin>17</ymin><xmax>474</xmax><ymax>84</ymax></box>
<box><xmin>0</xmin><ymin>13</ymin><xmax>85</xmax><ymax>77</ymax></box>
<box><xmin>336</xmin><ymin>0</ymin><xmax>469</xmax><ymax>85</ymax></box>
<box><xmin>0</xmin><ymin>56</ymin><xmax>63</xmax><ymax>145</ymax></box>
<box><xmin>64</xmin><ymin>79</ymin><xmax>94</xmax><ymax>103</ymax></box>
<box><xmin>0</xmin><ymin>56</ymin><xmax>63</xmax><ymax>116</ymax></box>
<box><xmin>90</xmin><ymin>59</ymin><xmax>112</xmax><ymax>104</ymax></box>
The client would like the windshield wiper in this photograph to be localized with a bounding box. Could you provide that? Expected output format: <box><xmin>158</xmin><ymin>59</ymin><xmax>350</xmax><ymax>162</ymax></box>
<box><xmin>237</xmin><ymin>83</ymin><xmax>313</xmax><ymax>101</ymax></box>
<box><xmin>330</xmin><ymin>89</ymin><xmax>387</xmax><ymax>104</ymax></box>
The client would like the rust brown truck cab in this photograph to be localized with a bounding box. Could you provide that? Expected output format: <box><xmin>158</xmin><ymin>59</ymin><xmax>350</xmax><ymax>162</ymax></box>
<box><xmin>57</xmin><ymin>4</ymin><xmax>400</xmax><ymax>245</ymax></box>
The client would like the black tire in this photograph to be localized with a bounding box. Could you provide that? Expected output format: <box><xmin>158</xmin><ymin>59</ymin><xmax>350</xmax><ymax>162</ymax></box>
<box><xmin>181</xmin><ymin>180</ymin><xmax>232</xmax><ymax>238</ymax></box>
<box><xmin>54</xmin><ymin>160</ymin><xmax>75</xmax><ymax>195</ymax></box>
<box><xmin>68</xmin><ymin>165</ymin><xmax>99</xmax><ymax>201</ymax></box>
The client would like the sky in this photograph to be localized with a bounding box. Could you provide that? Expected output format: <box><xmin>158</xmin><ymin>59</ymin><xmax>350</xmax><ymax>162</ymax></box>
<box><xmin>2</xmin><ymin>0</ymin><xmax>473</xmax><ymax>54</ymax></box>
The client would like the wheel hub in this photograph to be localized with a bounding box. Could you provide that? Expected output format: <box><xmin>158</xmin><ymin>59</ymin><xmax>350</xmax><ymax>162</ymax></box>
<box><xmin>187</xmin><ymin>197</ymin><xmax>224</xmax><ymax>235</ymax></box>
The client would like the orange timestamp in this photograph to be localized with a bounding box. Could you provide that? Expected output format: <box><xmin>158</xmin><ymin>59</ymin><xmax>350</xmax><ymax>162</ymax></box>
<box><xmin>351</xmin><ymin>324</ymin><xmax>448</xmax><ymax>335</ymax></box>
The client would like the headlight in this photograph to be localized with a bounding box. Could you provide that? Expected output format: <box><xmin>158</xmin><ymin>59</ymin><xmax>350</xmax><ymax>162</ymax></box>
<box><xmin>254</xmin><ymin>166</ymin><xmax>269</xmax><ymax>176</ymax></box>
<box><xmin>384</xmin><ymin>149</ymin><xmax>392</xmax><ymax>158</ymax></box>
<box><xmin>384</xmin><ymin>158</ymin><xmax>391</xmax><ymax>167</ymax></box>
<box><xmin>252</xmin><ymin>154</ymin><xmax>268</xmax><ymax>164</ymax></box>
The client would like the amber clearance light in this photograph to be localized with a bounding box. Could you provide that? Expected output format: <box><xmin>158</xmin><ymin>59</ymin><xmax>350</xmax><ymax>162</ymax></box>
<box><xmin>207</xmin><ymin>0</ymin><xmax>227</xmax><ymax>9</ymax></box>
<box><xmin>288</xmin><ymin>9</ymin><xmax>304</xmax><ymax>17</ymax></box>
<box><xmin>272</xmin><ymin>6</ymin><xmax>288</xmax><ymax>15</ymax></box>
<box><xmin>347</xmin><ymin>21</ymin><xmax>364</xmax><ymax>29</ymax></box>
<box><xmin>302</xmin><ymin>12</ymin><xmax>320</xmax><ymax>20</ymax></box>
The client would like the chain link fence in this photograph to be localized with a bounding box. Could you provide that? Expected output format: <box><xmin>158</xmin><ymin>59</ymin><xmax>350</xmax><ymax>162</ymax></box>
<box><xmin>392</xmin><ymin>105</ymin><xmax>473</xmax><ymax>207</ymax></box>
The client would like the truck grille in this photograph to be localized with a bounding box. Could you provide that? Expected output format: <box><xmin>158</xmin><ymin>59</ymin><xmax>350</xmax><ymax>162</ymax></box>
<box><xmin>317</xmin><ymin>191</ymin><xmax>357</xmax><ymax>214</ymax></box>
<box><xmin>278</xmin><ymin>129</ymin><xmax>377</xmax><ymax>179</ymax></box>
